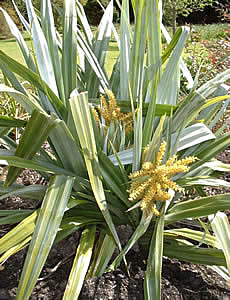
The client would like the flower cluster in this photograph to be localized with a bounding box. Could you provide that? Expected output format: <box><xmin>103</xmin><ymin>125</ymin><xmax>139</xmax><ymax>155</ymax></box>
<box><xmin>92</xmin><ymin>90</ymin><xmax>134</xmax><ymax>133</ymax></box>
<box><xmin>128</xmin><ymin>141</ymin><xmax>197</xmax><ymax>216</ymax></box>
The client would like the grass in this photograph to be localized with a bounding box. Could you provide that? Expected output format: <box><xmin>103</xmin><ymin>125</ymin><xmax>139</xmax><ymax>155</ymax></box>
<box><xmin>0</xmin><ymin>32</ymin><xmax>33</xmax><ymax>66</ymax></box>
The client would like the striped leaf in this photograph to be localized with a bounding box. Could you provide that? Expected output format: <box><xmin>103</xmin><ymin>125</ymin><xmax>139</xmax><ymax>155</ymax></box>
<box><xmin>210</xmin><ymin>212</ymin><xmax>230</xmax><ymax>275</ymax></box>
<box><xmin>144</xmin><ymin>205</ymin><xmax>165</xmax><ymax>300</ymax></box>
<box><xmin>16</xmin><ymin>175</ymin><xmax>74</xmax><ymax>299</ymax></box>
<box><xmin>165</xmin><ymin>194</ymin><xmax>230</xmax><ymax>225</ymax></box>
<box><xmin>63</xmin><ymin>226</ymin><xmax>96</xmax><ymax>299</ymax></box>
<box><xmin>5</xmin><ymin>110</ymin><xmax>57</xmax><ymax>186</ymax></box>
<box><xmin>70</xmin><ymin>92</ymin><xmax>121</xmax><ymax>249</ymax></box>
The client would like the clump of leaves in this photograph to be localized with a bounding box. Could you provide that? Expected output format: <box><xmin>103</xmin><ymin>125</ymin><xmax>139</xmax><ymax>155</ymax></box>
<box><xmin>0</xmin><ymin>1</ymin><xmax>230</xmax><ymax>299</ymax></box>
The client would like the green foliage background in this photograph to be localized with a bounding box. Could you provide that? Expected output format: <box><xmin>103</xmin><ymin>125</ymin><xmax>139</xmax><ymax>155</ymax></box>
<box><xmin>1</xmin><ymin>0</ymin><xmax>117</xmax><ymax>25</ymax></box>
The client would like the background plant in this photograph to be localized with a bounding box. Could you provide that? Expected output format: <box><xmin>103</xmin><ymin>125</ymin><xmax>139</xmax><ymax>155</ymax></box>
<box><xmin>162</xmin><ymin>0</ymin><xmax>217</xmax><ymax>34</ymax></box>
<box><xmin>0</xmin><ymin>0</ymin><xmax>230</xmax><ymax>299</ymax></box>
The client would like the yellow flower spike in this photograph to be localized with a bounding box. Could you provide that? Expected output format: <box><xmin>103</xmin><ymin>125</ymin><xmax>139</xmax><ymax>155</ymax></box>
<box><xmin>166</xmin><ymin>155</ymin><xmax>177</xmax><ymax>166</ymax></box>
<box><xmin>94</xmin><ymin>90</ymin><xmax>135</xmax><ymax>133</ymax></box>
<box><xmin>128</xmin><ymin>142</ymin><xmax>197</xmax><ymax>216</ymax></box>
<box><xmin>156</xmin><ymin>141</ymin><xmax>167</xmax><ymax>166</ymax></box>
<box><xmin>91</xmin><ymin>107</ymin><xmax>100</xmax><ymax>124</ymax></box>
<box><xmin>152</xmin><ymin>206</ymin><xmax>160</xmax><ymax>217</ymax></box>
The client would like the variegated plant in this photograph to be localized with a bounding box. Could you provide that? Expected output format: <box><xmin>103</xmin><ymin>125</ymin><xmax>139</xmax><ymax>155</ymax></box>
<box><xmin>0</xmin><ymin>0</ymin><xmax>230</xmax><ymax>299</ymax></box>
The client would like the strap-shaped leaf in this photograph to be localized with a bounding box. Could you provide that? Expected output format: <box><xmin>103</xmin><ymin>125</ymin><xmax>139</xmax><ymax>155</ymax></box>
<box><xmin>0</xmin><ymin>6</ymin><xmax>35</xmax><ymax>71</ymax></box>
<box><xmin>16</xmin><ymin>175</ymin><xmax>74</xmax><ymax>299</ymax></box>
<box><xmin>0</xmin><ymin>182</ymin><xmax>46</xmax><ymax>201</ymax></box>
<box><xmin>165</xmin><ymin>228</ymin><xmax>218</xmax><ymax>248</ymax></box>
<box><xmin>164</xmin><ymin>240</ymin><xmax>227</xmax><ymax>267</ymax></box>
<box><xmin>0</xmin><ymin>210</ymin><xmax>38</xmax><ymax>255</ymax></box>
<box><xmin>0</xmin><ymin>115</ymin><xmax>26</xmax><ymax>128</ymax></box>
<box><xmin>98</xmin><ymin>150</ymin><xmax>130</xmax><ymax>207</ymax></box>
<box><xmin>190</xmin><ymin>132</ymin><xmax>230</xmax><ymax>171</ymax></box>
<box><xmin>25</xmin><ymin>0</ymin><xmax>59</xmax><ymax>96</ymax></box>
<box><xmin>70</xmin><ymin>92</ymin><xmax>121</xmax><ymax>249</ymax></box>
<box><xmin>41</xmin><ymin>0</ymin><xmax>65</xmax><ymax>103</ymax></box>
<box><xmin>62</xmin><ymin>0</ymin><xmax>77</xmax><ymax>100</ymax></box>
<box><xmin>63</xmin><ymin>225</ymin><xmax>96</xmax><ymax>299</ymax></box>
<box><xmin>144</xmin><ymin>206</ymin><xmax>165</xmax><ymax>300</ymax></box>
<box><xmin>0</xmin><ymin>52</ymin><xmax>66</xmax><ymax>116</ymax></box>
<box><xmin>0</xmin><ymin>210</ymin><xmax>33</xmax><ymax>225</ymax></box>
<box><xmin>0</xmin><ymin>236</ymin><xmax>31</xmax><ymax>264</ymax></box>
<box><xmin>119</xmin><ymin>0</ymin><xmax>131</xmax><ymax>99</ymax></box>
<box><xmin>88</xmin><ymin>233</ymin><xmax>116</xmax><ymax>277</ymax></box>
<box><xmin>129</xmin><ymin>0</ymin><xmax>148</xmax><ymax>102</ymax></box>
<box><xmin>0</xmin><ymin>85</ymin><xmax>45</xmax><ymax>114</ymax></box>
<box><xmin>0</xmin><ymin>152</ymin><xmax>76</xmax><ymax>177</ymax></box>
<box><xmin>86</xmin><ymin>1</ymin><xmax>113</xmax><ymax>97</ymax></box>
<box><xmin>49</xmin><ymin>118</ymin><xmax>86</xmax><ymax>177</ymax></box>
<box><xmin>5</xmin><ymin>110</ymin><xmax>58</xmax><ymax>186</ymax></box>
<box><xmin>165</xmin><ymin>193</ymin><xmax>230</xmax><ymax>225</ymax></box>
<box><xmin>210</xmin><ymin>212</ymin><xmax>230</xmax><ymax>275</ymax></box>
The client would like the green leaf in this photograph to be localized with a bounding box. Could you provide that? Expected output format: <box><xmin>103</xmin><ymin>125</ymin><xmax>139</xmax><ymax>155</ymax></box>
<box><xmin>0</xmin><ymin>210</ymin><xmax>38</xmax><ymax>255</ymax></box>
<box><xmin>25</xmin><ymin>0</ymin><xmax>59</xmax><ymax>96</ymax></box>
<box><xmin>144</xmin><ymin>205</ymin><xmax>165</xmax><ymax>300</ymax></box>
<box><xmin>0</xmin><ymin>236</ymin><xmax>30</xmax><ymax>264</ymax></box>
<box><xmin>161</xmin><ymin>24</ymin><xmax>194</xmax><ymax>88</ymax></box>
<box><xmin>156</xmin><ymin>26</ymin><xmax>189</xmax><ymax>105</ymax></box>
<box><xmin>16</xmin><ymin>175</ymin><xmax>74</xmax><ymax>299</ymax></box>
<box><xmin>0</xmin><ymin>52</ymin><xmax>66</xmax><ymax>117</ymax></box>
<box><xmin>165</xmin><ymin>228</ymin><xmax>218</xmax><ymax>248</ymax></box>
<box><xmin>190</xmin><ymin>132</ymin><xmax>230</xmax><ymax>170</ymax></box>
<box><xmin>0</xmin><ymin>85</ymin><xmax>45</xmax><ymax>114</ymax></box>
<box><xmin>0</xmin><ymin>210</ymin><xmax>34</xmax><ymax>225</ymax></box>
<box><xmin>0</xmin><ymin>6</ymin><xmax>35</xmax><ymax>71</ymax></box>
<box><xmin>0</xmin><ymin>115</ymin><xmax>26</xmax><ymax>128</ymax></box>
<box><xmin>165</xmin><ymin>194</ymin><xmax>230</xmax><ymax>225</ymax></box>
<box><xmin>63</xmin><ymin>225</ymin><xmax>96</xmax><ymax>299</ymax></box>
<box><xmin>0</xmin><ymin>182</ymin><xmax>46</xmax><ymax>201</ymax></box>
<box><xmin>5</xmin><ymin>110</ymin><xmax>58</xmax><ymax>186</ymax></box>
<box><xmin>86</xmin><ymin>1</ymin><xmax>113</xmax><ymax>97</ymax></box>
<box><xmin>197</xmin><ymin>69</ymin><xmax>230</xmax><ymax>98</ymax></box>
<box><xmin>62</xmin><ymin>0</ymin><xmax>77</xmax><ymax>100</ymax></box>
<box><xmin>164</xmin><ymin>240</ymin><xmax>227</xmax><ymax>267</ymax></box>
<box><xmin>203</xmin><ymin>161</ymin><xmax>230</xmax><ymax>172</ymax></box>
<box><xmin>129</xmin><ymin>0</ymin><xmax>148</xmax><ymax>102</ymax></box>
<box><xmin>120</xmin><ymin>0</ymin><xmax>131</xmax><ymax>99</ymax></box>
<box><xmin>49</xmin><ymin>118</ymin><xmax>86</xmax><ymax>176</ymax></box>
<box><xmin>41</xmin><ymin>0</ymin><xmax>65</xmax><ymax>103</ymax></box>
<box><xmin>88</xmin><ymin>234</ymin><xmax>116</xmax><ymax>277</ymax></box>
<box><xmin>70</xmin><ymin>92</ymin><xmax>121</xmax><ymax>249</ymax></box>
<box><xmin>173</xmin><ymin>123</ymin><xmax>216</xmax><ymax>152</ymax></box>
<box><xmin>98</xmin><ymin>150</ymin><xmax>130</xmax><ymax>207</ymax></box>
<box><xmin>0</xmin><ymin>152</ymin><xmax>76</xmax><ymax>177</ymax></box>
<box><xmin>210</xmin><ymin>212</ymin><xmax>230</xmax><ymax>275</ymax></box>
